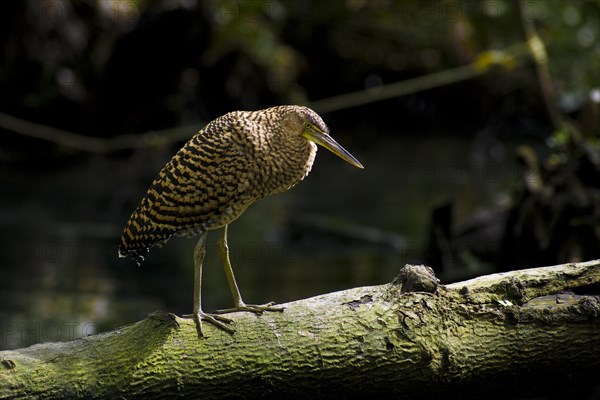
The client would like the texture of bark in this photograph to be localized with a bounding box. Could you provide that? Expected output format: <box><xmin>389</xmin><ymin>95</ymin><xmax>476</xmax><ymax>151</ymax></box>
<box><xmin>1</xmin><ymin>260</ymin><xmax>599</xmax><ymax>399</ymax></box>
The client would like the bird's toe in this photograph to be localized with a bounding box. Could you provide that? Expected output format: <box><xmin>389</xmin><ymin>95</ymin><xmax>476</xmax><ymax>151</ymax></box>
<box><xmin>181</xmin><ymin>311</ymin><xmax>235</xmax><ymax>337</ymax></box>
<box><xmin>214</xmin><ymin>302</ymin><xmax>285</xmax><ymax>315</ymax></box>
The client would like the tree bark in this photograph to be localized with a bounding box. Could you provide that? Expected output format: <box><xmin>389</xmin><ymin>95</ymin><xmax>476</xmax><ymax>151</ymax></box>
<box><xmin>1</xmin><ymin>260</ymin><xmax>599</xmax><ymax>400</ymax></box>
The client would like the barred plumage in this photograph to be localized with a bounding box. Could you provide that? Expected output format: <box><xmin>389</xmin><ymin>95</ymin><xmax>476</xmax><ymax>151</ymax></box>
<box><xmin>118</xmin><ymin>105</ymin><xmax>363</xmax><ymax>336</ymax></box>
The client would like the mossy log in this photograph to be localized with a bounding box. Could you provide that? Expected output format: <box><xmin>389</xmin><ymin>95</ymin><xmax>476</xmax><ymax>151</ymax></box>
<box><xmin>1</xmin><ymin>260</ymin><xmax>599</xmax><ymax>399</ymax></box>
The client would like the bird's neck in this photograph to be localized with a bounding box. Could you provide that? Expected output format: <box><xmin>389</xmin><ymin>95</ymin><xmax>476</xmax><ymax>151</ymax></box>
<box><xmin>257</xmin><ymin>134</ymin><xmax>316</xmax><ymax>195</ymax></box>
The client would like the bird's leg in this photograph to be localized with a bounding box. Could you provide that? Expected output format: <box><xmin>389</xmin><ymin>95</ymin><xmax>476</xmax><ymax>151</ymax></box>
<box><xmin>214</xmin><ymin>225</ymin><xmax>284</xmax><ymax>315</ymax></box>
<box><xmin>182</xmin><ymin>232</ymin><xmax>234</xmax><ymax>337</ymax></box>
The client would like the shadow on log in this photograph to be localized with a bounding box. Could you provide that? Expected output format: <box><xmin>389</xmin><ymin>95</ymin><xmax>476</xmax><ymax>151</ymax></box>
<box><xmin>1</xmin><ymin>260</ymin><xmax>599</xmax><ymax>399</ymax></box>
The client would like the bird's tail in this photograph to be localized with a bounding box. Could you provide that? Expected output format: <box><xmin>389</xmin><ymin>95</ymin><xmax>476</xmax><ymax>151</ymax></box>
<box><xmin>118</xmin><ymin>205</ymin><xmax>174</xmax><ymax>266</ymax></box>
<box><xmin>118</xmin><ymin>244</ymin><xmax>148</xmax><ymax>267</ymax></box>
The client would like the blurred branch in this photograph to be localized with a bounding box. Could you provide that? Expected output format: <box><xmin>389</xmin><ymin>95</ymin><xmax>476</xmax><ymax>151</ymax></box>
<box><xmin>0</xmin><ymin>111</ymin><xmax>199</xmax><ymax>153</ymax></box>
<box><xmin>290</xmin><ymin>213</ymin><xmax>406</xmax><ymax>251</ymax></box>
<box><xmin>309</xmin><ymin>64</ymin><xmax>480</xmax><ymax>114</ymax></box>
<box><xmin>309</xmin><ymin>43</ymin><xmax>531</xmax><ymax>114</ymax></box>
<box><xmin>0</xmin><ymin>43</ymin><xmax>531</xmax><ymax>154</ymax></box>
<box><xmin>516</xmin><ymin>0</ymin><xmax>577</xmax><ymax>138</ymax></box>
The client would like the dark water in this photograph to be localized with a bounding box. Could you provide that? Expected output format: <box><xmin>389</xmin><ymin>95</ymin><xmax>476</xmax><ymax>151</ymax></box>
<box><xmin>0</xmin><ymin>134</ymin><xmax>518</xmax><ymax>349</ymax></box>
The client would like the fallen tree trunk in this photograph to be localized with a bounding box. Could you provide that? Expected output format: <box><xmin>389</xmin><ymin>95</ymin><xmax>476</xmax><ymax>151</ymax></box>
<box><xmin>1</xmin><ymin>260</ymin><xmax>599</xmax><ymax>399</ymax></box>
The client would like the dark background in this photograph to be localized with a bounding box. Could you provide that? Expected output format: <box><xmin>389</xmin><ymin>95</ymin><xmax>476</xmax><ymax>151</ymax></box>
<box><xmin>0</xmin><ymin>1</ymin><xmax>598</xmax><ymax>385</ymax></box>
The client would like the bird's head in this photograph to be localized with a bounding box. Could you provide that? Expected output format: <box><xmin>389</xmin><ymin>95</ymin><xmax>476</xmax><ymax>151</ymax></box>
<box><xmin>281</xmin><ymin>106</ymin><xmax>364</xmax><ymax>169</ymax></box>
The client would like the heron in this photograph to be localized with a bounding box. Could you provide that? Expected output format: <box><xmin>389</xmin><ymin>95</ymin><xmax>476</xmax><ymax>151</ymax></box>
<box><xmin>118</xmin><ymin>105</ymin><xmax>363</xmax><ymax>336</ymax></box>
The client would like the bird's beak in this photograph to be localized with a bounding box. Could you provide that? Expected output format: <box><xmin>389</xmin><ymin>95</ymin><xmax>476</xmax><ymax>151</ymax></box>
<box><xmin>302</xmin><ymin>126</ymin><xmax>364</xmax><ymax>169</ymax></box>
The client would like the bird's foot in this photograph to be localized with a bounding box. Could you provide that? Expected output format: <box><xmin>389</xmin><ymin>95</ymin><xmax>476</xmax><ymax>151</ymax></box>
<box><xmin>214</xmin><ymin>301</ymin><xmax>285</xmax><ymax>315</ymax></box>
<box><xmin>182</xmin><ymin>311</ymin><xmax>234</xmax><ymax>337</ymax></box>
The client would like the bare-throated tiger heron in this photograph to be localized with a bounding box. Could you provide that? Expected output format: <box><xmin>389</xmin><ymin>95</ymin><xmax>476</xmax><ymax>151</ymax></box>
<box><xmin>118</xmin><ymin>105</ymin><xmax>363</xmax><ymax>336</ymax></box>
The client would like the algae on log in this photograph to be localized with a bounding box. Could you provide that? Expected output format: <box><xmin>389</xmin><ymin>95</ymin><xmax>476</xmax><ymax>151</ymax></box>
<box><xmin>1</xmin><ymin>260</ymin><xmax>599</xmax><ymax>399</ymax></box>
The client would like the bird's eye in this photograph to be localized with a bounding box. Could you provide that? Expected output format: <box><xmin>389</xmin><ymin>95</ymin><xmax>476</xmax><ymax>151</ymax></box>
<box><xmin>304</xmin><ymin>122</ymin><xmax>312</xmax><ymax>129</ymax></box>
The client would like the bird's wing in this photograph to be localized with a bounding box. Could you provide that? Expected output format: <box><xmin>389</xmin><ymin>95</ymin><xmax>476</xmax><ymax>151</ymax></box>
<box><xmin>118</xmin><ymin>116</ymin><xmax>257</xmax><ymax>264</ymax></box>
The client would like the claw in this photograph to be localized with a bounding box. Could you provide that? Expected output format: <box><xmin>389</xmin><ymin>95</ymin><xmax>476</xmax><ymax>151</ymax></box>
<box><xmin>214</xmin><ymin>302</ymin><xmax>285</xmax><ymax>315</ymax></box>
<box><xmin>181</xmin><ymin>312</ymin><xmax>235</xmax><ymax>337</ymax></box>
